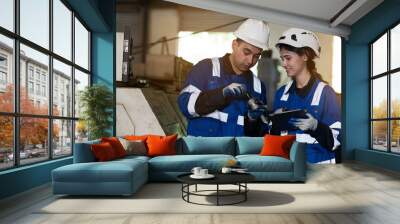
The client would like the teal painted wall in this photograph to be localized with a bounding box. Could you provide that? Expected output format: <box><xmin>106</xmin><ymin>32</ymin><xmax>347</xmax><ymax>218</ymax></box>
<box><xmin>0</xmin><ymin>0</ymin><xmax>116</xmax><ymax>200</ymax></box>
<box><xmin>344</xmin><ymin>0</ymin><xmax>400</xmax><ymax>171</ymax></box>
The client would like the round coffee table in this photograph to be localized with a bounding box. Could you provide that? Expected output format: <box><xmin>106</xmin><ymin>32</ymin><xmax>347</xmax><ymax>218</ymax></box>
<box><xmin>177</xmin><ymin>172</ymin><xmax>255</xmax><ymax>206</ymax></box>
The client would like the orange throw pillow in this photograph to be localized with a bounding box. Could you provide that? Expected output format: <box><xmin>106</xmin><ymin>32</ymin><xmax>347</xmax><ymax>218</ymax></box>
<box><xmin>259</xmin><ymin>134</ymin><xmax>296</xmax><ymax>159</ymax></box>
<box><xmin>91</xmin><ymin>142</ymin><xmax>117</xmax><ymax>161</ymax></box>
<box><xmin>124</xmin><ymin>135</ymin><xmax>149</xmax><ymax>141</ymax></box>
<box><xmin>146</xmin><ymin>134</ymin><xmax>178</xmax><ymax>157</ymax></box>
<box><xmin>101</xmin><ymin>137</ymin><xmax>127</xmax><ymax>158</ymax></box>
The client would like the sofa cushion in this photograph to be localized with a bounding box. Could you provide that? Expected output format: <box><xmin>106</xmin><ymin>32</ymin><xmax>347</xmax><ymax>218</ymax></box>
<box><xmin>73</xmin><ymin>139</ymin><xmax>100</xmax><ymax>163</ymax></box>
<box><xmin>260</xmin><ymin>135</ymin><xmax>296</xmax><ymax>159</ymax></box>
<box><xmin>178</xmin><ymin>137</ymin><xmax>235</xmax><ymax>155</ymax></box>
<box><xmin>147</xmin><ymin>134</ymin><xmax>177</xmax><ymax>157</ymax></box>
<box><xmin>101</xmin><ymin>137</ymin><xmax>127</xmax><ymax>158</ymax></box>
<box><xmin>91</xmin><ymin>142</ymin><xmax>118</xmax><ymax>161</ymax></box>
<box><xmin>119</xmin><ymin>138</ymin><xmax>147</xmax><ymax>156</ymax></box>
<box><xmin>52</xmin><ymin>159</ymin><xmax>147</xmax><ymax>183</ymax></box>
<box><xmin>148</xmin><ymin>154</ymin><xmax>235</xmax><ymax>172</ymax></box>
<box><xmin>236</xmin><ymin>155</ymin><xmax>293</xmax><ymax>172</ymax></box>
<box><xmin>235</xmin><ymin>137</ymin><xmax>263</xmax><ymax>155</ymax></box>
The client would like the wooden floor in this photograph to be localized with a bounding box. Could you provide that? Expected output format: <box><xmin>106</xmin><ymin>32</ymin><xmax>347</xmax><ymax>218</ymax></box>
<box><xmin>1</xmin><ymin>162</ymin><xmax>400</xmax><ymax>224</ymax></box>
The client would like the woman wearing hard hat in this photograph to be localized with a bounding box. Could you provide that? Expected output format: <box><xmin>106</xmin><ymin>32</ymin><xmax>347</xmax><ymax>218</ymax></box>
<box><xmin>178</xmin><ymin>19</ymin><xmax>270</xmax><ymax>137</ymax></box>
<box><xmin>273</xmin><ymin>28</ymin><xmax>341</xmax><ymax>164</ymax></box>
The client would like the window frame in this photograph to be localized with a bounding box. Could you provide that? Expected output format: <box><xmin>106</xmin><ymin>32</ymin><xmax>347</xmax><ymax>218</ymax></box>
<box><xmin>0</xmin><ymin>0</ymin><xmax>92</xmax><ymax>171</ymax></box>
<box><xmin>370</xmin><ymin>20</ymin><xmax>400</xmax><ymax>154</ymax></box>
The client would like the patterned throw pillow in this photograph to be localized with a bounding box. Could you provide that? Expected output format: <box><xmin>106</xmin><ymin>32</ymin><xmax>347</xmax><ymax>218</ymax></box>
<box><xmin>119</xmin><ymin>138</ymin><xmax>147</xmax><ymax>156</ymax></box>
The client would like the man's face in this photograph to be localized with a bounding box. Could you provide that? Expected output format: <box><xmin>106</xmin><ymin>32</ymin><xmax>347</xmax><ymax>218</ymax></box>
<box><xmin>231</xmin><ymin>39</ymin><xmax>262</xmax><ymax>73</ymax></box>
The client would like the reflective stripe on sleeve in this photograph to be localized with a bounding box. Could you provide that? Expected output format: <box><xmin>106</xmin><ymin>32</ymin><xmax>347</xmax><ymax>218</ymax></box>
<box><xmin>211</xmin><ymin>58</ymin><xmax>220</xmax><ymax>77</ymax></box>
<box><xmin>311</xmin><ymin>82</ymin><xmax>327</xmax><ymax>106</ymax></box>
<box><xmin>204</xmin><ymin>110</ymin><xmax>228</xmax><ymax>123</ymax></box>
<box><xmin>295</xmin><ymin>133</ymin><xmax>318</xmax><ymax>144</ymax></box>
<box><xmin>237</xmin><ymin>115</ymin><xmax>244</xmax><ymax>126</ymax></box>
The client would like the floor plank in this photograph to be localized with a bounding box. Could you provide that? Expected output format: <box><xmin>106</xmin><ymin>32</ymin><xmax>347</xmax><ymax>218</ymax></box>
<box><xmin>1</xmin><ymin>161</ymin><xmax>400</xmax><ymax>224</ymax></box>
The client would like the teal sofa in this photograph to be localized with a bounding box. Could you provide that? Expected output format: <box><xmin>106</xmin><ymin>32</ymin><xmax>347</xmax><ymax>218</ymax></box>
<box><xmin>52</xmin><ymin>137</ymin><xmax>306</xmax><ymax>196</ymax></box>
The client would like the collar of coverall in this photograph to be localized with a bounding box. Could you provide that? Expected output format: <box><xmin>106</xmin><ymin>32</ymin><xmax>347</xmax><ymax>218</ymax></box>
<box><xmin>292</xmin><ymin>75</ymin><xmax>317</xmax><ymax>98</ymax></box>
<box><xmin>222</xmin><ymin>53</ymin><xmax>252</xmax><ymax>79</ymax></box>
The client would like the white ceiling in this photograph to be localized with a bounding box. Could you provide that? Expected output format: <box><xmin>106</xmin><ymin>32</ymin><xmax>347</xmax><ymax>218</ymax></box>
<box><xmin>164</xmin><ymin>0</ymin><xmax>384</xmax><ymax>37</ymax></box>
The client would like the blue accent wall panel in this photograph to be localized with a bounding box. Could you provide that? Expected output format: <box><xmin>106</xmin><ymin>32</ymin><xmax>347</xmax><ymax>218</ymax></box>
<box><xmin>355</xmin><ymin>149</ymin><xmax>400</xmax><ymax>172</ymax></box>
<box><xmin>91</xmin><ymin>0</ymin><xmax>116</xmax><ymax>136</ymax></box>
<box><xmin>0</xmin><ymin>158</ymin><xmax>72</xmax><ymax>199</ymax></box>
<box><xmin>343</xmin><ymin>44</ymin><xmax>370</xmax><ymax>159</ymax></box>
<box><xmin>345</xmin><ymin>0</ymin><xmax>400</xmax><ymax>171</ymax></box>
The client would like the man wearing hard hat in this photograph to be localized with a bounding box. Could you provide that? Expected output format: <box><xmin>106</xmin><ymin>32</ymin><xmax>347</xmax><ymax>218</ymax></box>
<box><xmin>178</xmin><ymin>19</ymin><xmax>270</xmax><ymax>137</ymax></box>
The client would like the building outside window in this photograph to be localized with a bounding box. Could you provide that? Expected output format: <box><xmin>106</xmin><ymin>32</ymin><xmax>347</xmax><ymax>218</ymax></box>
<box><xmin>0</xmin><ymin>54</ymin><xmax>7</xmax><ymax>89</ymax></box>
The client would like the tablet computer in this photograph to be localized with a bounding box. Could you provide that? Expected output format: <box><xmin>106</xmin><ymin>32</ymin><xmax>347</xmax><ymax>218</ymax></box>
<box><xmin>269</xmin><ymin>109</ymin><xmax>308</xmax><ymax>135</ymax></box>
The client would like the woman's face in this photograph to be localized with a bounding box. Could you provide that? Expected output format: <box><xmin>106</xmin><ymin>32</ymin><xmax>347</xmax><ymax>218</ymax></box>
<box><xmin>279</xmin><ymin>48</ymin><xmax>307</xmax><ymax>77</ymax></box>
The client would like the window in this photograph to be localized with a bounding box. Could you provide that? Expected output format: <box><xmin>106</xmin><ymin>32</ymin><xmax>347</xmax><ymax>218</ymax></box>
<box><xmin>28</xmin><ymin>81</ymin><xmax>34</xmax><ymax>94</ymax></box>
<box><xmin>0</xmin><ymin>55</ymin><xmax>7</xmax><ymax>67</ymax></box>
<box><xmin>370</xmin><ymin>23</ymin><xmax>400</xmax><ymax>154</ymax></box>
<box><xmin>20</xmin><ymin>0</ymin><xmax>49</xmax><ymax>49</ymax></box>
<box><xmin>42</xmin><ymin>85</ymin><xmax>46</xmax><ymax>97</ymax></box>
<box><xmin>0</xmin><ymin>0</ymin><xmax>14</xmax><ymax>32</ymax></box>
<box><xmin>53</xmin><ymin>0</ymin><xmax>72</xmax><ymax>60</ymax></box>
<box><xmin>0</xmin><ymin>34</ymin><xmax>13</xmax><ymax>113</ymax></box>
<box><xmin>74</xmin><ymin>18</ymin><xmax>89</xmax><ymax>70</ymax></box>
<box><xmin>0</xmin><ymin>0</ymin><xmax>91</xmax><ymax>170</ymax></box>
<box><xmin>0</xmin><ymin>71</ymin><xmax>6</xmax><ymax>85</ymax></box>
<box><xmin>53</xmin><ymin>59</ymin><xmax>72</xmax><ymax>117</ymax></box>
<box><xmin>36</xmin><ymin>84</ymin><xmax>40</xmax><ymax>95</ymax></box>
<box><xmin>35</xmin><ymin>70</ymin><xmax>41</xmax><ymax>81</ymax></box>
<box><xmin>28</xmin><ymin>67</ymin><xmax>34</xmax><ymax>80</ymax></box>
<box><xmin>0</xmin><ymin>53</ymin><xmax>8</xmax><ymax>88</ymax></box>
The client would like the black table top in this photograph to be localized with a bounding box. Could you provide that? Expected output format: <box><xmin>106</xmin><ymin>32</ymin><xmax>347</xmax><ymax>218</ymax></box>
<box><xmin>177</xmin><ymin>172</ymin><xmax>255</xmax><ymax>185</ymax></box>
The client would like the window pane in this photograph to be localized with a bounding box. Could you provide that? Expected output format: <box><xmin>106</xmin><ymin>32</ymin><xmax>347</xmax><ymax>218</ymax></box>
<box><xmin>0</xmin><ymin>0</ymin><xmax>14</xmax><ymax>31</ymax></box>
<box><xmin>392</xmin><ymin>120</ymin><xmax>400</xmax><ymax>153</ymax></box>
<box><xmin>75</xmin><ymin>18</ymin><xmax>89</xmax><ymax>70</ymax></box>
<box><xmin>53</xmin><ymin>0</ymin><xmax>72</xmax><ymax>60</ymax></box>
<box><xmin>53</xmin><ymin>119</ymin><xmax>72</xmax><ymax>158</ymax></box>
<box><xmin>20</xmin><ymin>44</ymin><xmax>49</xmax><ymax>115</ymax></box>
<box><xmin>391</xmin><ymin>72</ymin><xmax>400</xmax><ymax>118</ymax></box>
<box><xmin>0</xmin><ymin>116</ymin><xmax>14</xmax><ymax>170</ymax></box>
<box><xmin>53</xmin><ymin>59</ymin><xmax>72</xmax><ymax>117</ymax></box>
<box><xmin>0</xmin><ymin>34</ymin><xmax>14</xmax><ymax>112</ymax></box>
<box><xmin>20</xmin><ymin>0</ymin><xmax>49</xmax><ymax>49</ymax></box>
<box><xmin>74</xmin><ymin>69</ymin><xmax>89</xmax><ymax>118</ymax></box>
<box><xmin>20</xmin><ymin>117</ymin><xmax>49</xmax><ymax>165</ymax></box>
<box><xmin>372</xmin><ymin>121</ymin><xmax>388</xmax><ymax>151</ymax></box>
<box><xmin>75</xmin><ymin>120</ymin><xmax>88</xmax><ymax>143</ymax></box>
<box><xmin>372</xmin><ymin>33</ymin><xmax>387</xmax><ymax>76</ymax></box>
<box><xmin>372</xmin><ymin>77</ymin><xmax>387</xmax><ymax>119</ymax></box>
<box><xmin>391</xmin><ymin>24</ymin><xmax>400</xmax><ymax>70</ymax></box>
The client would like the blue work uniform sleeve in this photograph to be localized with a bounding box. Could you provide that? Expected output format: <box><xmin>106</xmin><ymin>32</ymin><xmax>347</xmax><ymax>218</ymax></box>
<box><xmin>178</xmin><ymin>59</ymin><xmax>229</xmax><ymax>118</ymax></box>
<box><xmin>307</xmin><ymin>86</ymin><xmax>341</xmax><ymax>151</ymax></box>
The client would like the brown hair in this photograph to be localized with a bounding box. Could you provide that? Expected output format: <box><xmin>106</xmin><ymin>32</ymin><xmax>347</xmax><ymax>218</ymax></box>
<box><xmin>277</xmin><ymin>43</ymin><xmax>326</xmax><ymax>82</ymax></box>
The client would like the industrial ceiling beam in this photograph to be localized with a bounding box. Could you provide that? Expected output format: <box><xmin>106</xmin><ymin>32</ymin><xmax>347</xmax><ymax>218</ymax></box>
<box><xmin>163</xmin><ymin>0</ymin><xmax>351</xmax><ymax>37</ymax></box>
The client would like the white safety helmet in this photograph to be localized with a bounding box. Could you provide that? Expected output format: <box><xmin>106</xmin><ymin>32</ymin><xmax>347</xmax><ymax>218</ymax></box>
<box><xmin>276</xmin><ymin>28</ymin><xmax>321</xmax><ymax>57</ymax></box>
<box><xmin>233</xmin><ymin>19</ymin><xmax>270</xmax><ymax>50</ymax></box>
